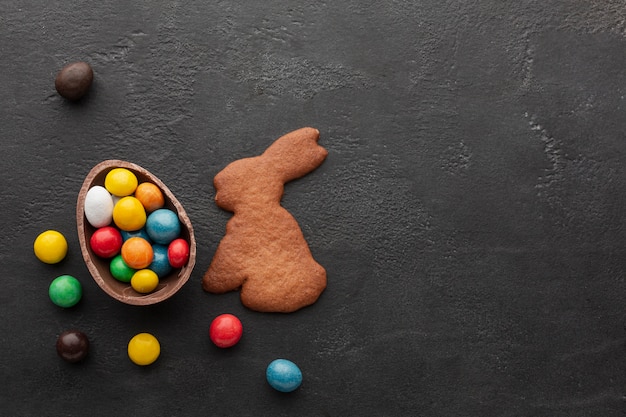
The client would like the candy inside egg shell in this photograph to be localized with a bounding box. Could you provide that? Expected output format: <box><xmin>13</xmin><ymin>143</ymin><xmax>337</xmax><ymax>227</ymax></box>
<box><xmin>76</xmin><ymin>160</ymin><xmax>196</xmax><ymax>305</ymax></box>
<box><xmin>84</xmin><ymin>185</ymin><xmax>114</xmax><ymax>228</ymax></box>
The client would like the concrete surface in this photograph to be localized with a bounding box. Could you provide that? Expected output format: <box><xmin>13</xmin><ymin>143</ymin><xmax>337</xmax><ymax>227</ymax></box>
<box><xmin>1</xmin><ymin>1</ymin><xmax>625</xmax><ymax>415</ymax></box>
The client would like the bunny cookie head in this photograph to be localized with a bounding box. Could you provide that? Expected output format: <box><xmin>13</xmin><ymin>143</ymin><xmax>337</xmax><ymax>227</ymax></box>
<box><xmin>261</xmin><ymin>127</ymin><xmax>327</xmax><ymax>182</ymax></box>
<box><xmin>203</xmin><ymin>127</ymin><xmax>328</xmax><ymax>313</ymax></box>
<box><xmin>214</xmin><ymin>127</ymin><xmax>328</xmax><ymax>212</ymax></box>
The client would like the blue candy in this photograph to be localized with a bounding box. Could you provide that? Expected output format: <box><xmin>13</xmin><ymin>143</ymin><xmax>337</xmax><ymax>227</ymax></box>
<box><xmin>146</xmin><ymin>209</ymin><xmax>181</xmax><ymax>245</ymax></box>
<box><xmin>266</xmin><ymin>359</ymin><xmax>302</xmax><ymax>392</ymax></box>
<box><xmin>149</xmin><ymin>244</ymin><xmax>172</xmax><ymax>278</ymax></box>
<box><xmin>120</xmin><ymin>228</ymin><xmax>152</xmax><ymax>243</ymax></box>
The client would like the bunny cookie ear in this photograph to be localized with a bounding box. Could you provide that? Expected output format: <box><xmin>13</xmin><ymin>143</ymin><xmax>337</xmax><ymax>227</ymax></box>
<box><xmin>262</xmin><ymin>127</ymin><xmax>328</xmax><ymax>182</ymax></box>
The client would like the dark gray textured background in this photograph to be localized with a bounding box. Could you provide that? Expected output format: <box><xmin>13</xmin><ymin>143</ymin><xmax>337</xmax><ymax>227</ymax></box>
<box><xmin>2</xmin><ymin>1</ymin><xmax>626</xmax><ymax>416</ymax></box>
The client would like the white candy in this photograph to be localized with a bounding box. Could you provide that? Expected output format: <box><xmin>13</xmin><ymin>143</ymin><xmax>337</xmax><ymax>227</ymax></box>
<box><xmin>84</xmin><ymin>186</ymin><xmax>114</xmax><ymax>228</ymax></box>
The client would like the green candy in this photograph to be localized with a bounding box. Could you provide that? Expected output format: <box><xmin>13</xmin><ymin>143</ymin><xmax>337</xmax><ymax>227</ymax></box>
<box><xmin>49</xmin><ymin>275</ymin><xmax>82</xmax><ymax>308</ymax></box>
<box><xmin>110</xmin><ymin>255</ymin><xmax>136</xmax><ymax>283</ymax></box>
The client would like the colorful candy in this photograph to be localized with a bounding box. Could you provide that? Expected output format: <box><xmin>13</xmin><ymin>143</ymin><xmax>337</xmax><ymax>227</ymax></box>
<box><xmin>82</xmin><ymin>170</ymin><xmax>192</xmax><ymax>296</ymax></box>
<box><xmin>131</xmin><ymin>269</ymin><xmax>159</xmax><ymax>293</ymax></box>
<box><xmin>209</xmin><ymin>314</ymin><xmax>243</xmax><ymax>348</ymax></box>
<box><xmin>105</xmin><ymin>168</ymin><xmax>138</xmax><ymax>197</ymax></box>
<box><xmin>120</xmin><ymin>228</ymin><xmax>151</xmax><ymax>243</ymax></box>
<box><xmin>121</xmin><ymin>237</ymin><xmax>153</xmax><ymax>269</ymax></box>
<box><xmin>84</xmin><ymin>185</ymin><xmax>114</xmax><ymax>228</ymax></box>
<box><xmin>127</xmin><ymin>333</ymin><xmax>160</xmax><ymax>365</ymax></box>
<box><xmin>34</xmin><ymin>230</ymin><xmax>68</xmax><ymax>264</ymax></box>
<box><xmin>109</xmin><ymin>254</ymin><xmax>136</xmax><ymax>283</ymax></box>
<box><xmin>167</xmin><ymin>238</ymin><xmax>190</xmax><ymax>268</ymax></box>
<box><xmin>56</xmin><ymin>330</ymin><xmax>90</xmax><ymax>363</ymax></box>
<box><xmin>49</xmin><ymin>275</ymin><xmax>82</xmax><ymax>308</ymax></box>
<box><xmin>135</xmin><ymin>182</ymin><xmax>164</xmax><ymax>213</ymax></box>
<box><xmin>113</xmin><ymin>196</ymin><xmax>146</xmax><ymax>231</ymax></box>
<box><xmin>146</xmin><ymin>209</ymin><xmax>181</xmax><ymax>244</ymax></box>
<box><xmin>148</xmin><ymin>244</ymin><xmax>172</xmax><ymax>278</ymax></box>
<box><xmin>266</xmin><ymin>359</ymin><xmax>303</xmax><ymax>392</ymax></box>
<box><xmin>89</xmin><ymin>226</ymin><xmax>122</xmax><ymax>258</ymax></box>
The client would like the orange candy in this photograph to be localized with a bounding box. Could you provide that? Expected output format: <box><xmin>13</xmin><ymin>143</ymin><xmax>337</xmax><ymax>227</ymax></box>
<box><xmin>121</xmin><ymin>237</ymin><xmax>154</xmax><ymax>269</ymax></box>
<box><xmin>134</xmin><ymin>182</ymin><xmax>165</xmax><ymax>213</ymax></box>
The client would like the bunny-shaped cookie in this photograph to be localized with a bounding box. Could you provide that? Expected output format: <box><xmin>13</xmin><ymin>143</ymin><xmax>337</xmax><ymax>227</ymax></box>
<box><xmin>203</xmin><ymin>127</ymin><xmax>328</xmax><ymax>312</ymax></box>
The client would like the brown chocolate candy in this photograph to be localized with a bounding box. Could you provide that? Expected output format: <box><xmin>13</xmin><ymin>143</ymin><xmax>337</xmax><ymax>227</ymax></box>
<box><xmin>55</xmin><ymin>61</ymin><xmax>93</xmax><ymax>101</ymax></box>
<box><xmin>56</xmin><ymin>330</ymin><xmax>89</xmax><ymax>363</ymax></box>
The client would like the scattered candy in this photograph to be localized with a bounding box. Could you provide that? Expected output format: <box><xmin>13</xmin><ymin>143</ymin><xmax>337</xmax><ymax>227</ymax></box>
<box><xmin>209</xmin><ymin>314</ymin><xmax>243</xmax><ymax>348</ymax></box>
<box><xmin>131</xmin><ymin>269</ymin><xmax>159</xmax><ymax>293</ymax></box>
<box><xmin>49</xmin><ymin>275</ymin><xmax>82</xmax><ymax>308</ymax></box>
<box><xmin>56</xmin><ymin>330</ymin><xmax>89</xmax><ymax>363</ymax></box>
<box><xmin>121</xmin><ymin>237</ymin><xmax>153</xmax><ymax>269</ymax></box>
<box><xmin>105</xmin><ymin>168</ymin><xmax>138</xmax><ymax>197</ymax></box>
<box><xmin>128</xmin><ymin>333</ymin><xmax>160</xmax><ymax>366</ymax></box>
<box><xmin>113</xmin><ymin>196</ymin><xmax>146</xmax><ymax>231</ymax></box>
<box><xmin>134</xmin><ymin>182</ymin><xmax>165</xmax><ymax>213</ymax></box>
<box><xmin>89</xmin><ymin>226</ymin><xmax>122</xmax><ymax>258</ymax></box>
<box><xmin>146</xmin><ymin>209</ymin><xmax>181</xmax><ymax>244</ymax></box>
<box><xmin>167</xmin><ymin>238</ymin><xmax>190</xmax><ymax>268</ymax></box>
<box><xmin>55</xmin><ymin>61</ymin><xmax>93</xmax><ymax>101</ymax></box>
<box><xmin>109</xmin><ymin>254</ymin><xmax>136</xmax><ymax>283</ymax></box>
<box><xmin>84</xmin><ymin>185</ymin><xmax>114</xmax><ymax>228</ymax></box>
<box><xmin>266</xmin><ymin>359</ymin><xmax>303</xmax><ymax>392</ymax></box>
<box><xmin>34</xmin><ymin>230</ymin><xmax>68</xmax><ymax>264</ymax></box>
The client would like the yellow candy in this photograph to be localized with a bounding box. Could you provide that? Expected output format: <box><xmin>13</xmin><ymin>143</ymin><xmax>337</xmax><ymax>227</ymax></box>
<box><xmin>34</xmin><ymin>230</ymin><xmax>68</xmax><ymax>264</ymax></box>
<box><xmin>127</xmin><ymin>333</ymin><xmax>160</xmax><ymax>366</ymax></box>
<box><xmin>113</xmin><ymin>196</ymin><xmax>146</xmax><ymax>231</ymax></box>
<box><xmin>131</xmin><ymin>269</ymin><xmax>159</xmax><ymax>293</ymax></box>
<box><xmin>105</xmin><ymin>168</ymin><xmax>138</xmax><ymax>197</ymax></box>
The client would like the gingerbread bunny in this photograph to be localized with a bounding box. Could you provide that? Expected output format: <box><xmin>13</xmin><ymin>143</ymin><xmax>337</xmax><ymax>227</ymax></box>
<box><xmin>203</xmin><ymin>127</ymin><xmax>328</xmax><ymax>312</ymax></box>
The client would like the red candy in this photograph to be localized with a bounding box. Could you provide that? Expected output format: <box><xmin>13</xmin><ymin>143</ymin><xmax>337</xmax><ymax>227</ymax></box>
<box><xmin>167</xmin><ymin>238</ymin><xmax>190</xmax><ymax>268</ymax></box>
<box><xmin>209</xmin><ymin>314</ymin><xmax>243</xmax><ymax>348</ymax></box>
<box><xmin>90</xmin><ymin>226</ymin><xmax>123</xmax><ymax>258</ymax></box>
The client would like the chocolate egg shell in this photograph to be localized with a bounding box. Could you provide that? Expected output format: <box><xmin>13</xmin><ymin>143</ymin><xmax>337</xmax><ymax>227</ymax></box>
<box><xmin>77</xmin><ymin>160</ymin><xmax>196</xmax><ymax>305</ymax></box>
<box><xmin>55</xmin><ymin>61</ymin><xmax>94</xmax><ymax>101</ymax></box>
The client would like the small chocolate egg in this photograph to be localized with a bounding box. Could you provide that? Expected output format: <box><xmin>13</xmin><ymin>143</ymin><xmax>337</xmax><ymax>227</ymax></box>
<box><xmin>55</xmin><ymin>61</ymin><xmax>93</xmax><ymax>101</ymax></box>
<box><xmin>56</xmin><ymin>330</ymin><xmax>89</xmax><ymax>363</ymax></box>
<box><xmin>84</xmin><ymin>186</ymin><xmax>114</xmax><ymax>228</ymax></box>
